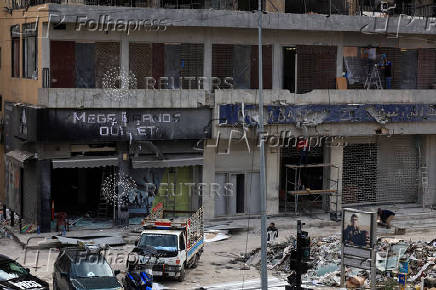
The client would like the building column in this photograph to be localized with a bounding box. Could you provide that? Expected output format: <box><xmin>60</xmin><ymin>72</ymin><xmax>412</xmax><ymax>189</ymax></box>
<box><xmin>120</xmin><ymin>33</ymin><xmax>129</xmax><ymax>89</ymax></box>
<box><xmin>266</xmin><ymin>147</ymin><xmax>280</xmax><ymax>215</ymax></box>
<box><xmin>329</xmin><ymin>145</ymin><xmax>343</xmax><ymax>212</ymax></box>
<box><xmin>41</xmin><ymin>23</ymin><xmax>50</xmax><ymax>87</ymax></box>
<box><xmin>118</xmin><ymin>152</ymin><xmax>130</xmax><ymax>226</ymax></box>
<box><xmin>38</xmin><ymin>160</ymin><xmax>51</xmax><ymax>233</ymax></box>
<box><xmin>272</xmin><ymin>43</ymin><xmax>282</xmax><ymax>89</ymax></box>
<box><xmin>202</xmin><ymin>140</ymin><xmax>216</xmax><ymax>219</ymax></box>
<box><xmin>423</xmin><ymin>135</ymin><xmax>436</xmax><ymax>206</ymax></box>
<box><xmin>203</xmin><ymin>39</ymin><xmax>212</xmax><ymax>91</ymax></box>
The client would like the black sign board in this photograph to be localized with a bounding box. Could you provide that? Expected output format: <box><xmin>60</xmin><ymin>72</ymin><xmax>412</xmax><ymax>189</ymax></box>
<box><xmin>13</xmin><ymin>107</ymin><xmax>212</xmax><ymax>142</ymax></box>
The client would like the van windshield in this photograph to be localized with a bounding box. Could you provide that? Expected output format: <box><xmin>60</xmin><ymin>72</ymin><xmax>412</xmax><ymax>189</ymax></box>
<box><xmin>138</xmin><ymin>234</ymin><xmax>178</xmax><ymax>252</ymax></box>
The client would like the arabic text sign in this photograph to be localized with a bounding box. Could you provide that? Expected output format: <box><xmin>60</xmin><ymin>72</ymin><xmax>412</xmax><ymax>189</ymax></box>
<box><xmin>219</xmin><ymin>104</ymin><xmax>436</xmax><ymax>125</ymax></box>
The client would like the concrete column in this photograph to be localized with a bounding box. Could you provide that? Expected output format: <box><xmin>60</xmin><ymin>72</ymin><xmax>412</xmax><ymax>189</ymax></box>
<box><xmin>40</xmin><ymin>23</ymin><xmax>50</xmax><ymax>78</ymax></box>
<box><xmin>38</xmin><ymin>160</ymin><xmax>51</xmax><ymax>233</ymax></box>
<box><xmin>266</xmin><ymin>148</ymin><xmax>280</xmax><ymax>215</ymax></box>
<box><xmin>336</xmin><ymin>43</ymin><xmax>344</xmax><ymax>78</ymax></box>
<box><xmin>118</xmin><ymin>153</ymin><xmax>130</xmax><ymax>226</ymax></box>
<box><xmin>423</xmin><ymin>135</ymin><xmax>436</xmax><ymax>206</ymax></box>
<box><xmin>202</xmin><ymin>140</ymin><xmax>216</xmax><ymax>219</ymax></box>
<box><xmin>203</xmin><ymin>39</ymin><xmax>212</xmax><ymax>91</ymax></box>
<box><xmin>120</xmin><ymin>33</ymin><xmax>129</xmax><ymax>89</ymax></box>
<box><xmin>329</xmin><ymin>145</ymin><xmax>343</xmax><ymax>212</ymax></box>
<box><xmin>272</xmin><ymin>43</ymin><xmax>282</xmax><ymax>89</ymax></box>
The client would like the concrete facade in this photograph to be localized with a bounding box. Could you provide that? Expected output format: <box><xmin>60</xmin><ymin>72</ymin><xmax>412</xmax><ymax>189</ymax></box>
<box><xmin>1</xmin><ymin>1</ymin><xmax>436</xmax><ymax>223</ymax></box>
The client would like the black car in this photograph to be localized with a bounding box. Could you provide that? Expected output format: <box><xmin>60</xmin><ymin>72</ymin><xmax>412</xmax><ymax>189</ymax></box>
<box><xmin>53</xmin><ymin>247</ymin><xmax>122</xmax><ymax>290</ymax></box>
<box><xmin>0</xmin><ymin>254</ymin><xmax>49</xmax><ymax>289</ymax></box>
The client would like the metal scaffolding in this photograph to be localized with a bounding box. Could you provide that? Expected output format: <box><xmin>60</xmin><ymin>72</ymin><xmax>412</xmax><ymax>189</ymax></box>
<box><xmin>285</xmin><ymin>163</ymin><xmax>340</xmax><ymax>218</ymax></box>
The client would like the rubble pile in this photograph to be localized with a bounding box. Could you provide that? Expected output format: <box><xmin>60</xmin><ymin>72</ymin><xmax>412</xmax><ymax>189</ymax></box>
<box><xmin>233</xmin><ymin>235</ymin><xmax>436</xmax><ymax>288</ymax></box>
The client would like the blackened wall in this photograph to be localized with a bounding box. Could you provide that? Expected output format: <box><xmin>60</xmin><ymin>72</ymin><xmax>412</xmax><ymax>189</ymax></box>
<box><xmin>23</xmin><ymin>160</ymin><xmax>38</xmax><ymax>224</ymax></box>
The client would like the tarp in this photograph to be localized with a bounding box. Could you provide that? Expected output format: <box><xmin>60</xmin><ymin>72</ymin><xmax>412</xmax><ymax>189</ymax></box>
<box><xmin>6</xmin><ymin>150</ymin><xmax>34</xmax><ymax>166</ymax></box>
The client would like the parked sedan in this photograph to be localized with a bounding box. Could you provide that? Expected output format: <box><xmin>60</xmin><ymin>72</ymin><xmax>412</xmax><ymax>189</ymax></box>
<box><xmin>53</xmin><ymin>247</ymin><xmax>122</xmax><ymax>290</ymax></box>
<box><xmin>0</xmin><ymin>254</ymin><xmax>49</xmax><ymax>289</ymax></box>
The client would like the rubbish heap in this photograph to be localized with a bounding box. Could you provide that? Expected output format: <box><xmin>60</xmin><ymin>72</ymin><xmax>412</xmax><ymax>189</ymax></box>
<box><xmin>233</xmin><ymin>235</ymin><xmax>436</xmax><ymax>288</ymax></box>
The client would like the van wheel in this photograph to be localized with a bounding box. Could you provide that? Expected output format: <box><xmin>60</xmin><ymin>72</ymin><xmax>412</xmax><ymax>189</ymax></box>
<box><xmin>178</xmin><ymin>265</ymin><xmax>185</xmax><ymax>282</ymax></box>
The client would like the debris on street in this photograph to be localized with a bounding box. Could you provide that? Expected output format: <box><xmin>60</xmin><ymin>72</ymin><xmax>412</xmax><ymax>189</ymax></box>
<box><xmin>53</xmin><ymin>234</ymin><xmax>126</xmax><ymax>246</ymax></box>
<box><xmin>205</xmin><ymin>230</ymin><xmax>231</xmax><ymax>243</ymax></box>
<box><xmin>232</xmin><ymin>235</ymin><xmax>436</xmax><ymax>288</ymax></box>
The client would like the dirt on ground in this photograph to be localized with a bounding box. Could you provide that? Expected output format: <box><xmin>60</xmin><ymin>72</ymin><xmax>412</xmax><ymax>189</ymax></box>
<box><xmin>1</xmin><ymin>215</ymin><xmax>436</xmax><ymax>289</ymax></box>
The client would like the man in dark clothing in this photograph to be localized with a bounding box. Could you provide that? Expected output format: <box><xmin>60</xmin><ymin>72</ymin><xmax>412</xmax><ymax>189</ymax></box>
<box><xmin>267</xmin><ymin>222</ymin><xmax>278</xmax><ymax>242</ymax></box>
<box><xmin>343</xmin><ymin>214</ymin><xmax>369</xmax><ymax>247</ymax></box>
<box><xmin>378</xmin><ymin>208</ymin><xmax>395</xmax><ymax>229</ymax></box>
<box><xmin>382</xmin><ymin>56</ymin><xmax>392</xmax><ymax>89</ymax></box>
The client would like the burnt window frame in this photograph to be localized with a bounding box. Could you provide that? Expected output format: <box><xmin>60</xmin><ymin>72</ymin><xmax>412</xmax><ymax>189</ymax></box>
<box><xmin>11</xmin><ymin>25</ymin><xmax>20</xmax><ymax>78</ymax></box>
<box><xmin>22</xmin><ymin>22</ymin><xmax>38</xmax><ymax>79</ymax></box>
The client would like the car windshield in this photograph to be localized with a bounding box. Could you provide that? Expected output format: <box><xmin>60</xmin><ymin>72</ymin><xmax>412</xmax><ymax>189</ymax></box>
<box><xmin>70</xmin><ymin>259</ymin><xmax>113</xmax><ymax>278</ymax></box>
<box><xmin>138</xmin><ymin>234</ymin><xmax>178</xmax><ymax>252</ymax></box>
<box><xmin>0</xmin><ymin>261</ymin><xmax>28</xmax><ymax>281</ymax></box>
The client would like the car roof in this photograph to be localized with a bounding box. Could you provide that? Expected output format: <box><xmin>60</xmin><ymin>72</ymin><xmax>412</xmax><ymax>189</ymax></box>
<box><xmin>62</xmin><ymin>247</ymin><xmax>103</xmax><ymax>260</ymax></box>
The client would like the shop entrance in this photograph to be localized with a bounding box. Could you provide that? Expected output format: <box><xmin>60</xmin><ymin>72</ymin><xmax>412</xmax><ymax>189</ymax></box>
<box><xmin>279</xmin><ymin>145</ymin><xmax>326</xmax><ymax>213</ymax></box>
<box><xmin>51</xmin><ymin>166</ymin><xmax>116</xmax><ymax>220</ymax></box>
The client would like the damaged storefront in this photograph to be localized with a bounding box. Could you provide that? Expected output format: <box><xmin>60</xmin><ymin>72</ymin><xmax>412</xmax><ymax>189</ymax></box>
<box><xmin>4</xmin><ymin>103</ymin><xmax>211</xmax><ymax>232</ymax></box>
<box><xmin>217</xmin><ymin>102</ymin><xmax>436</xmax><ymax>216</ymax></box>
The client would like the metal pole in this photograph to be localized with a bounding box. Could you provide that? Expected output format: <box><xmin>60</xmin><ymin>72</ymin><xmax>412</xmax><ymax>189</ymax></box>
<box><xmin>258</xmin><ymin>0</ymin><xmax>268</xmax><ymax>289</ymax></box>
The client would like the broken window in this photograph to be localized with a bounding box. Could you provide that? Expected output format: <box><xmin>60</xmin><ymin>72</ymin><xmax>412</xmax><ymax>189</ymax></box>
<box><xmin>343</xmin><ymin>47</ymin><xmax>421</xmax><ymax>89</ymax></box>
<box><xmin>11</xmin><ymin>25</ymin><xmax>20</xmax><ymax>78</ymax></box>
<box><xmin>283</xmin><ymin>46</ymin><xmax>296</xmax><ymax>93</ymax></box>
<box><xmin>212</xmin><ymin>44</ymin><xmax>272</xmax><ymax>90</ymax></box>
<box><xmin>22</xmin><ymin>23</ymin><xmax>38</xmax><ymax>79</ymax></box>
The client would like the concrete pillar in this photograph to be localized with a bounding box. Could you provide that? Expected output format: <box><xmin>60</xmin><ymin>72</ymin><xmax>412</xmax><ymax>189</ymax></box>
<box><xmin>202</xmin><ymin>140</ymin><xmax>216</xmax><ymax>219</ymax></box>
<box><xmin>41</xmin><ymin>23</ymin><xmax>50</xmax><ymax>78</ymax></box>
<box><xmin>38</xmin><ymin>160</ymin><xmax>51</xmax><ymax>233</ymax></box>
<box><xmin>272</xmin><ymin>43</ymin><xmax>282</xmax><ymax>90</ymax></box>
<box><xmin>120</xmin><ymin>33</ymin><xmax>129</xmax><ymax>89</ymax></box>
<box><xmin>423</xmin><ymin>135</ymin><xmax>436</xmax><ymax>206</ymax></box>
<box><xmin>118</xmin><ymin>153</ymin><xmax>130</xmax><ymax>226</ymax></box>
<box><xmin>336</xmin><ymin>42</ymin><xmax>344</xmax><ymax>78</ymax></box>
<box><xmin>329</xmin><ymin>145</ymin><xmax>343</xmax><ymax>212</ymax></box>
<box><xmin>203</xmin><ymin>39</ymin><xmax>212</xmax><ymax>91</ymax></box>
<box><xmin>266</xmin><ymin>148</ymin><xmax>280</xmax><ymax>215</ymax></box>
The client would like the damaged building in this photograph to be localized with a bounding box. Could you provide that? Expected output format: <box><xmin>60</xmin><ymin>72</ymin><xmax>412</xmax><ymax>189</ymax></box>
<box><xmin>0</xmin><ymin>0</ymin><xmax>436</xmax><ymax>231</ymax></box>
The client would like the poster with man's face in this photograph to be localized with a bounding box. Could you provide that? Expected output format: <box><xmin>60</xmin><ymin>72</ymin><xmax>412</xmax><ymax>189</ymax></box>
<box><xmin>342</xmin><ymin>210</ymin><xmax>372</xmax><ymax>248</ymax></box>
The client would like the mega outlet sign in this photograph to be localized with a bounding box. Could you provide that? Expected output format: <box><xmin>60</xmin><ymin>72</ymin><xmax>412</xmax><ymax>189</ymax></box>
<box><xmin>5</xmin><ymin>105</ymin><xmax>211</xmax><ymax>142</ymax></box>
<box><xmin>39</xmin><ymin>108</ymin><xmax>211</xmax><ymax>141</ymax></box>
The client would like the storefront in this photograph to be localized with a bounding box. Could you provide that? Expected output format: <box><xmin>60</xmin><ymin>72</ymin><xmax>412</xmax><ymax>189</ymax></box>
<box><xmin>4</xmin><ymin>103</ymin><xmax>211</xmax><ymax>232</ymax></box>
